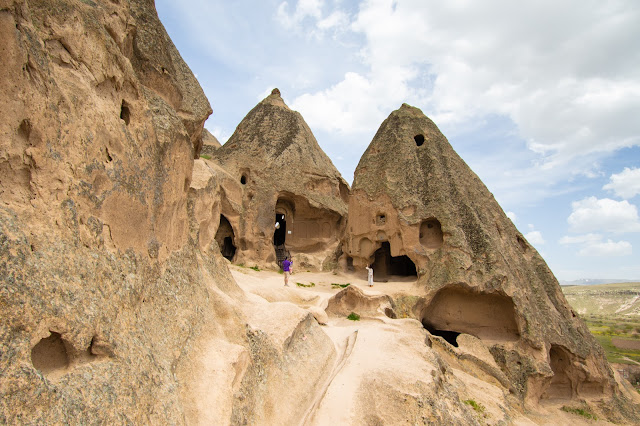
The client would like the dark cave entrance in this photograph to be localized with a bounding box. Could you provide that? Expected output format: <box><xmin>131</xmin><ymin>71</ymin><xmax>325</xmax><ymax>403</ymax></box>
<box><xmin>372</xmin><ymin>242</ymin><xmax>417</xmax><ymax>280</ymax></box>
<box><xmin>215</xmin><ymin>215</ymin><xmax>236</xmax><ymax>261</ymax></box>
<box><xmin>273</xmin><ymin>213</ymin><xmax>287</xmax><ymax>246</ymax></box>
<box><xmin>422</xmin><ymin>321</ymin><xmax>460</xmax><ymax>347</ymax></box>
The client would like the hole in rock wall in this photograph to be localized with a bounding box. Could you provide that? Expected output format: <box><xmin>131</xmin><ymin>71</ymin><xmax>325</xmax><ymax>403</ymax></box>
<box><xmin>421</xmin><ymin>323</ymin><xmax>460</xmax><ymax>347</ymax></box>
<box><xmin>240</xmin><ymin>174</ymin><xmax>247</xmax><ymax>185</ymax></box>
<box><xmin>419</xmin><ymin>218</ymin><xmax>443</xmax><ymax>249</ymax></box>
<box><xmin>414</xmin><ymin>134</ymin><xmax>425</xmax><ymax>146</ymax></box>
<box><xmin>375</xmin><ymin>214</ymin><xmax>386</xmax><ymax>226</ymax></box>
<box><xmin>346</xmin><ymin>256</ymin><xmax>354</xmax><ymax>271</ymax></box>
<box><xmin>215</xmin><ymin>215</ymin><xmax>236</xmax><ymax>261</ymax></box>
<box><xmin>120</xmin><ymin>100</ymin><xmax>130</xmax><ymax>125</ymax></box>
<box><xmin>31</xmin><ymin>331</ymin><xmax>70</xmax><ymax>377</ymax></box>
<box><xmin>541</xmin><ymin>344</ymin><xmax>605</xmax><ymax>401</ymax></box>
<box><xmin>372</xmin><ymin>242</ymin><xmax>417</xmax><ymax>280</ymax></box>
<box><xmin>421</xmin><ymin>286</ymin><xmax>520</xmax><ymax>342</ymax></box>
<box><xmin>543</xmin><ymin>345</ymin><xmax>573</xmax><ymax>400</ymax></box>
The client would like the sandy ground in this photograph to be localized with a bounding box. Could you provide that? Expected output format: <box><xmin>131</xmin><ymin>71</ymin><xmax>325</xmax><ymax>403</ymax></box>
<box><xmin>220</xmin><ymin>265</ymin><xmax>627</xmax><ymax>425</ymax></box>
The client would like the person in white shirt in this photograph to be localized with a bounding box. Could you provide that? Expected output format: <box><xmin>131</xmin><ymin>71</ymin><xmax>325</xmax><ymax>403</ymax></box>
<box><xmin>365</xmin><ymin>264</ymin><xmax>373</xmax><ymax>287</ymax></box>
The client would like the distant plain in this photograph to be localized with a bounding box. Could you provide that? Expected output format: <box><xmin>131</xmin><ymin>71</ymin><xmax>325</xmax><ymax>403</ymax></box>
<box><xmin>562</xmin><ymin>282</ymin><xmax>640</xmax><ymax>365</ymax></box>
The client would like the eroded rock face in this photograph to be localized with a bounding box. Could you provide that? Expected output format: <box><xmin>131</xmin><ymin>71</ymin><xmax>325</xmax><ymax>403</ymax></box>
<box><xmin>210</xmin><ymin>89</ymin><xmax>349</xmax><ymax>270</ymax></box>
<box><xmin>200</xmin><ymin>128</ymin><xmax>221</xmax><ymax>156</ymax></box>
<box><xmin>344</xmin><ymin>104</ymin><xmax>622</xmax><ymax>408</ymax></box>
<box><xmin>0</xmin><ymin>0</ymin><xmax>233</xmax><ymax>423</ymax></box>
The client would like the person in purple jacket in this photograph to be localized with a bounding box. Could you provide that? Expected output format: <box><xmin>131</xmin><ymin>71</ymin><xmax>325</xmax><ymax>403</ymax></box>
<box><xmin>282</xmin><ymin>256</ymin><xmax>293</xmax><ymax>287</ymax></box>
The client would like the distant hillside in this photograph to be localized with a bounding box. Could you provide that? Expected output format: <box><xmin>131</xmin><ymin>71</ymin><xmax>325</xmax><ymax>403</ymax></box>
<box><xmin>561</xmin><ymin>282</ymin><xmax>640</xmax><ymax>317</ymax></box>
<box><xmin>560</xmin><ymin>278</ymin><xmax>639</xmax><ymax>286</ymax></box>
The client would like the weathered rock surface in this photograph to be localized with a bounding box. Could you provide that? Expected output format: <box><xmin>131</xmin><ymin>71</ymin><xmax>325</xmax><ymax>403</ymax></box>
<box><xmin>0</xmin><ymin>1</ymin><xmax>335</xmax><ymax>424</ymax></box>
<box><xmin>343</xmin><ymin>103</ymin><xmax>639</xmax><ymax>418</ymax></box>
<box><xmin>2</xmin><ymin>0</ymin><xmax>639</xmax><ymax>423</ymax></box>
<box><xmin>200</xmin><ymin>128</ymin><xmax>221</xmax><ymax>156</ymax></box>
<box><xmin>326</xmin><ymin>285</ymin><xmax>396</xmax><ymax>319</ymax></box>
<box><xmin>210</xmin><ymin>88</ymin><xmax>350</xmax><ymax>271</ymax></box>
<box><xmin>0</xmin><ymin>0</ymin><xmax>224</xmax><ymax>422</ymax></box>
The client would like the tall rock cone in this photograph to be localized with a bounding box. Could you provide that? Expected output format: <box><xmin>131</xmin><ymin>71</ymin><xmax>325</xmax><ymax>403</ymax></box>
<box><xmin>345</xmin><ymin>103</ymin><xmax>638</xmax><ymax>416</ymax></box>
<box><xmin>211</xmin><ymin>88</ymin><xmax>349</xmax><ymax>269</ymax></box>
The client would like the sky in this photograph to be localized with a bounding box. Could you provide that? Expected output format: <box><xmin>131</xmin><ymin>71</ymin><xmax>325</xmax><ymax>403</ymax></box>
<box><xmin>155</xmin><ymin>0</ymin><xmax>640</xmax><ymax>282</ymax></box>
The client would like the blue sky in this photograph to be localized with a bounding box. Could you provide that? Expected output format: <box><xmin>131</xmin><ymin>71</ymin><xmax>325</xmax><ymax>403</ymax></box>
<box><xmin>156</xmin><ymin>0</ymin><xmax>640</xmax><ymax>281</ymax></box>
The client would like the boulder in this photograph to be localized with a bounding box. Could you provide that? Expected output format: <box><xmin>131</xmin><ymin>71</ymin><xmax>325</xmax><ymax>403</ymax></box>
<box><xmin>326</xmin><ymin>285</ymin><xmax>396</xmax><ymax>319</ymax></box>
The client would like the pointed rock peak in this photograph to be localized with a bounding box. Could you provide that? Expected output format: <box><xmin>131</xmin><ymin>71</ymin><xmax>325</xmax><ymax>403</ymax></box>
<box><xmin>397</xmin><ymin>103</ymin><xmax>425</xmax><ymax>117</ymax></box>
<box><xmin>261</xmin><ymin>87</ymin><xmax>289</xmax><ymax>110</ymax></box>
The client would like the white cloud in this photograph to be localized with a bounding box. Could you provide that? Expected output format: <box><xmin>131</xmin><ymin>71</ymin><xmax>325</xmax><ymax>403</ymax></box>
<box><xmin>277</xmin><ymin>0</ymin><xmax>322</xmax><ymax>29</ymax></box>
<box><xmin>578</xmin><ymin>239</ymin><xmax>632</xmax><ymax>257</ymax></box>
<box><xmin>290</xmin><ymin>0</ymin><xmax>640</xmax><ymax>168</ymax></box>
<box><xmin>525</xmin><ymin>230</ymin><xmax>545</xmax><ymax>245</ymax></box>
<box><xmin>567</xmin><ymin>197</ymin><xmax>640</xmax><ymax>233</ymax></box>
<box><xmin>317</xmin><ymin>10</ymin><xmax>349</xmax><ymax>30</ymax></box>
<box><xmin>559</xmin><ymin>233</ymin><xmax>602</xmax><ymax>245</ymax></box>
<box><xmin>559</xmin><ymin>232</ymin><xmax>632</xmax><ymax>257</ymax></box>
<box><xmin>276</xmin><ymin>0</ymin><xmax>350</xmax><ymax>38</ymax></box>
<box><xmin>603</xmin><ymin>167</ymin><xmax>640</xmax><ymax>199</ymax></box>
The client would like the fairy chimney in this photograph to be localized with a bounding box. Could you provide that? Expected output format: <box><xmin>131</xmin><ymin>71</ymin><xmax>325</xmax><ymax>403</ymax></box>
<box><xmin>345</xmin><ymin>103</ymin><xmax>617</xmax><ymax>406</ymax></box>
<box><xmin>210</xmin><ymin>89</ymin><xmax>349</xmax><ymax>270</ymax></box>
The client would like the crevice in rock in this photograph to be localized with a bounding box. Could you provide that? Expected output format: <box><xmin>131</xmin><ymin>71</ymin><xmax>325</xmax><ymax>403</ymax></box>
<box><xmin>120</xmin><ymin>100</ymin><xmax>130</xmax><ymax>125</ymax></box>
<box><xmin>414</xmin><ymin>134</ymin><xmax>425</xmax><ymax>146</ymax></box>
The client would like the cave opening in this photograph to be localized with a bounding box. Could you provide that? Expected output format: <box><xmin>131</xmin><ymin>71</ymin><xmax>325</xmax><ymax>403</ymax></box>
<box><xmin>420</xmin><ymin>218</ymin><xmax>443</xmax><ymax>249</ymax></box>
<box><xmin>420</xmin><ymin>286</ymin><xmax>520</xmax><ymax>342</ymax></box>
<box><xmin>372</xmin><ymin>242</ymin><xmax>417</xmax><ymax>280</ymax></box>
<box><xmin>120</xmin><ymin>100</ymin><xmax>130</xmax><ymax>125</ymax></box>
<box><xmin>31</xmin><ymin>331</ymin><xmax>69</xmax><ymax>377</ymax></box>
<box><xmin>414</xmin><ymin>134</ymin><xmax>425</xmax><ymax>146</ymax></box>
<box><xmin>422</xmin><ymin>321</ymin><xmax>460</xmax><ymax>347</ymax></box>
<box><xmin>214</xmin><ymin>215</ymin><xmax>236</xmax><ymax>261</ymax></box>
<box><xmin>542</xmin><ymin>345</ymin><xmax>573</xmax><ymax>400</ymax></box>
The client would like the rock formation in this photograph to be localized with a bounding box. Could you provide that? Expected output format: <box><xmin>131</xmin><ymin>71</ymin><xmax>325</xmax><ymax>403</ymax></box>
<box><xmin>2</xmin><ymin>0</ymin><xmax>639</xmax><ymax>423</ymax></box>
<box><xmin>209</xmin><ymin>88</ymin><xmax>349</xmax><ymax>271</ymax></box>
<box><xmin>200</xmin><ymin>128</ymin><xmax>221</xmax><ymax>156</ymax></box>
<box><xmin>344</xmin><ymin>103</ymin><xmax>632</xmax><ymax>411</ymax></box>
<box><xmin>0</xmin><ymin>0</ymin><xmax>219</xmax><ymax>421</ymax></box>
<box><xmin>0</xmin><ymin>1</ymin><xmax>328</xmax><ymax>424</ymax></box>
